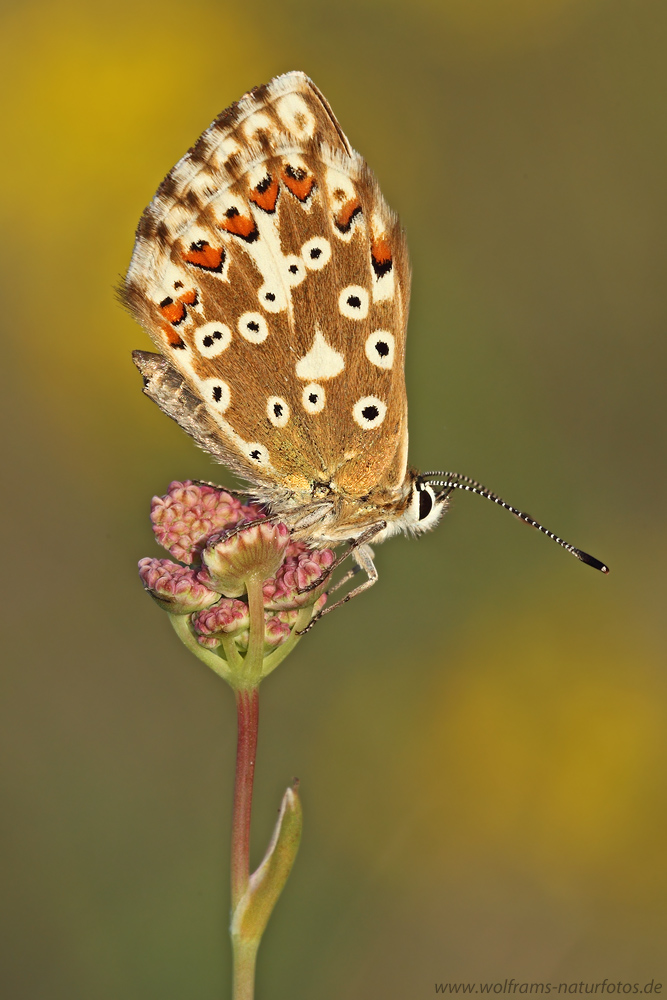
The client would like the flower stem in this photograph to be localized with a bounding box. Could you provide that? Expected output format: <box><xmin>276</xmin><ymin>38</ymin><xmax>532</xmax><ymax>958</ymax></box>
<box><xmin>244</xmin><ymin>572</ymin><xmax>266</xmax><ymax>686</ymax></box>
<box><xmin>232</xmin><ymin>939</ymin><xmax>259</xmax><ymax>1000</ymax></box>
<box><xmin>231</xmin><ymin>686</ymin><xmax>259</xmax><ymax>999</ymax></box>
<box><xmin>169</xmin><ymin>614</ymin><xmax>234</xmax><ymax>684</ymax></box>
<box><xmin>231</xmin><ymin>687</ymin><xmax>259</xmax><ymax>906</ymax></box>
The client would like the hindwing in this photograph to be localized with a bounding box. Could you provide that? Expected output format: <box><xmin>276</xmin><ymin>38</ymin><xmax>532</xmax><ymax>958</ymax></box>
<box><xmin>124</xmin><ymin>71</ymin><xmax>410</xmax><ymax>499</ymax></box>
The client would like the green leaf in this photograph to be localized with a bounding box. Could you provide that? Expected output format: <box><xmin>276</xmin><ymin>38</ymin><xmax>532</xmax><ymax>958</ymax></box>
<box><xmin>231</xmin><ymin>783</ymin><xmax>303</xmax><ymax>944</ymax></box>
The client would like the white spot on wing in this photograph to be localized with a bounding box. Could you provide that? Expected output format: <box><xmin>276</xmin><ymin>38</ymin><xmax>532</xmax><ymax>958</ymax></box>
<box><xmin>365</xmin><ymin>330</ymin><xmax>394</xmax><ymax>369</ymax></box>
<box><xmin>372</xmin><ymin>267</ymin><xmax>394</xmax><ymax>302</ymax></box>
<box><xmin>195</xmin><ymin>322</ymin><xmax>232</xmax><ymax>357</ymax></box>
<box><xmin>187</xmin><ymin>171</ymin><xmax>216</xmax><ymax>201</ymax></box>
<box><xmin>339</xmin><ymin>285</ymin><xmax>369</xmax><ymax>319</ymax></box>
<box><xmin>208</xmin><ymin>135</ymin><xmax>241</xmax><ymax>170</ymax></box>
<box><xmin>210</xmin><ymin>191</ymin><xmax>247</xmax><ymax>223</ymax></box>
<box><xmin>201</xmin><ymin>378</ymin><xmax>231</xmax><ymax>413</ymax></box>
<box><xmin>267</xmin><ymin>396</ymin><xmax>290</xmax><ymax>427</ymax></box>
<box><xmin>257</xmin><ymin>282</ymin><xmax>287</xmax><ymax>313</ymax></box>
<box><xmin>296</xmin><ymin>330</ymin><xmax>344</xmax><ymax>380</ymax></box>
<box><xmin>302</xmin><ymin>383</ymin><xmax>325</xmax><ymax>414</ymax></box>
<box><xmin>238</xmin><ymin>312</ymin><xmax>269</xmax><ymax>343</ymax></box>
<box><xmin>247</xmin><ymin>162</ymin><xmax>273</xmax><ymax>187</ymax></box>
<box><xmin>156</xmin><ymin>261</ymin><xmax>194</xmax><ymax>299</ymax></box>
<box><xmin>275</xmin><ymin>94</ymin><xmax>316</xmax><ymax>137</ymax></box>
<box><xmin>284</xmin><ymin>255</ymin><xmax>306</xmax><ymax>286</ymax></box>
<box><xmin>247</xmin><ymin>443</ymin><xmax>271</xmax><ymax>466</ymax></box>
<box><xmin>241</xmin><ymin>112</ymin><xmax>273</xmax><ymax>145</ymax></box>
<box><xmin>282</xmin><ymin>153</ymin><xmax>309</xmax><ymax>176</ymax></box>
<box><xmin>301</xmin><ymin>236</ymin><xmax>331</xmax><ymax>270</ymax></box>
<box><xmin>353</xmin><ymin>396</ymin><xmax>386</xmax><ymax>429</ymax></box>
<box><xmin>325</xmin><ymin>165</ymin><xmax>356</xmax><ymax>203</ymax></box>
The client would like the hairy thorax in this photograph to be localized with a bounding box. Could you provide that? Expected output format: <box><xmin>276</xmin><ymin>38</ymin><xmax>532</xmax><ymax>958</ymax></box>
<box><xmin>257</xmin><ymin>471</ymin><xmax>424</xmax><ymax>546</ymax></box>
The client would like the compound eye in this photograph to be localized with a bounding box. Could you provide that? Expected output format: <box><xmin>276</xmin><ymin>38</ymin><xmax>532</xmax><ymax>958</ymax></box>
<box><xmin>418</xmin><ymin>485</ymin><xmax>434</xmax><ymax>521</ymax></box>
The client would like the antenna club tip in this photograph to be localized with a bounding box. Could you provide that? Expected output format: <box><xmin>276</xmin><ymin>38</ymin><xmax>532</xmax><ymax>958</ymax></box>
<box><xmin>576</xmin><ymin>549</ymin><xmax>609</xmax><ymax>574</ymax></box>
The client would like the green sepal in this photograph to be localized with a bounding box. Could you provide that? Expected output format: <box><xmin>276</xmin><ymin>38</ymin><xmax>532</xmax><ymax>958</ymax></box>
<box><xmin>231</xmin><ymin>783</ymin><xmax>303</xmax><ymax>944</ymax></box>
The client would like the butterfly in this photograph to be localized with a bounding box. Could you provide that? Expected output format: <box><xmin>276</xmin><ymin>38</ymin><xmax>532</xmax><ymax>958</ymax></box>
<box><xmin>123</xmin><ymin>71</ymin><xmax>607</xmax><ymax>624</ymax></box>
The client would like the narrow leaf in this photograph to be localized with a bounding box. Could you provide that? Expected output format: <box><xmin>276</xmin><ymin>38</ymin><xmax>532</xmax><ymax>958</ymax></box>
<box><xmin>231</xmin><ymin>782</ymin><xmax>303</xmax><ymax>944</ymax></box>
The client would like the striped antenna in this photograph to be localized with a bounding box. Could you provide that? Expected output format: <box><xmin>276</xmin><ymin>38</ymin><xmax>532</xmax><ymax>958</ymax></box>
<box><xmin>424</xmin><ymin>473</ymin><xmax>609</xmax><ymax>574</ymax></box>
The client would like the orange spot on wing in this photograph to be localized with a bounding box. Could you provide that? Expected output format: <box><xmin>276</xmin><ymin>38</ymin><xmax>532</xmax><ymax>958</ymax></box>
<box><xmin>249</xmin><ymin>174</ymin><xmax>279</xmax><ymax>212</ymax></box>
<box><xmin>158</xmin><ymin>289</ymin><xmax>198</xmax><ymax>326</ymax></box>
<box><xmin>371</xmin><ymin>236</ymin><xmax>393</xmax><ymax>278</ymax></box>
<box><xmin>160</xmin><ymin>323</ymin><xmax>186</xmax><ymax>349</ymax></box>
<box><xmin>219</xmin><ymin>210</ymin><xmax>258</xmax><ymax>241</ymax></box>
<box><xmin>281</xmin><ymin>165</ymin><xmax>315</xmax><ymax>202</ymax></box>
<box><xmin>335</xmin><ymin>198</ymin><xmax>362</xmax><ymax>233</ymax></box>
<box><xmin>159</xmin><ymin>298</ymin><xmax>186</xmax><ymax>325</ymax></box>
<box><xmin>182</xmin><ymin>241</ymin><xmax>226</xmax><ymax>271</ymax></box>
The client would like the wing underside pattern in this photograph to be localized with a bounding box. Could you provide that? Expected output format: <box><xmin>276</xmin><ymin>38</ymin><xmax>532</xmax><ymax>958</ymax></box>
<box><xmin>124</xmin><ymin>71</ymin><xmax>411</xmax><ymax>499</ymax></box>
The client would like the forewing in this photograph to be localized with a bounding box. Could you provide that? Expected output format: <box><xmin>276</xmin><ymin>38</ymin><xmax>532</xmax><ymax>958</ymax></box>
<box><xmin>123</xmin><ymin>71</ymin><xmax>410</xmax><ymax>497</ymax></box>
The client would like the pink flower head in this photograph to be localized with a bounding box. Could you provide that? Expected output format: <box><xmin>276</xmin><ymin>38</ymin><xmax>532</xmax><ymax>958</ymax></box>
<box><xmin>140</xmin><ymin>481</ymin><xmax>332</xmax><ymax>680</ymax></box>
<box><xmin>138</xmin><ymin>557</ymin><xmax>220</xmax><ymax>614</ymax></box>
<box><xmin>200</xmin><ymin>521</ymin><xmax>291</xmax><ymax>598</ymax></box>
<box><xmin>150</xmin><ymin>480</ymin><xmax>264</xmax><ymax>564</ymax></box>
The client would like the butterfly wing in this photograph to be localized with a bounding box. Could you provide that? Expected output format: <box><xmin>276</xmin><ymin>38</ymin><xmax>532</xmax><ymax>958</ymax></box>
<box><xmin>124</xmin><ymin>71</ymin><xmax>410</xmax><ymax>499</ymax></box>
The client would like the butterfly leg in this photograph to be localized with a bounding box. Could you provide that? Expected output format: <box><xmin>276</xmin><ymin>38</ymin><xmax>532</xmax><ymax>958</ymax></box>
<box><xmin>295</xmin><ymin>556</ymin><xmax>358</xmax><ymax>603</ymax></box>
<box><xmin>204</xmin><ymin>501</ymin><xmax>327</xmax><ymax>546</ymax></box>
<box><xmin>296</xmin><ymin>522</ymin><xmax>387</xmax><ymax>633</ymax></box>
<box><xmin>326</xmin><ymin>562</ymin><xmax>361</xmax><ymax>595</ymax></box>
<box><xmin>295</xmin><ymin>520</ymin><xmax>386</xmax><ymax>597</ymax></box>
<box><xmin>297</xmin><ymin>544</ymin><xmax>380</xmax><ymax>634</ymax></box>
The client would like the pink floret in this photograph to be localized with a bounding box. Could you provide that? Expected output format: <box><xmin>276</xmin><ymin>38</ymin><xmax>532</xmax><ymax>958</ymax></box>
<box><xmin>138</xmin><ymin>557</ymin><xmax>219</xmax><ymax>613</ymax></box>
<box><xmin>192</xmin><ymin>599</ymin><xmax>250</xmax><ymax>647</ymax></box>
<box><xmin>150</xmin><ymin>480</ymin><xmax>246</xmax><ymax>563</ymax></box>
<box><xmin>263</xmin><ymin>547</ymin><xmax>335</xmax><ymax>609</ymax></box>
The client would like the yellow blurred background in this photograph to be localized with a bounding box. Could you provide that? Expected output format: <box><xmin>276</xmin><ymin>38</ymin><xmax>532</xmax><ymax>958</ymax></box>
<box><xmin>2</xmin><ymin>0</ymin><xmax>666</xmax><ymax>996</ymax></box>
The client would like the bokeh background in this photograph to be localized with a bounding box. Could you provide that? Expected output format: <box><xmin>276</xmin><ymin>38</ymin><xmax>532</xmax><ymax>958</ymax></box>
<box><xmin>2</xmin><ymin>0</ymin><xmax>666</xmax><ymax>996</ymax></box>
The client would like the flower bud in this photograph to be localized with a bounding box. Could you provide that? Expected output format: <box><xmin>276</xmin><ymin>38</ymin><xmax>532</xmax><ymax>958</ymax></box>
<box><xmin>138</xmin><ymin>557</ymin><xmax>219</xmax><ymax>614</ymax></box>
<box><xmin>262</xmin><ymin>546</ymin><xmax>335</xmax><ymax>609</ymax></box>
<box><xmin>263</xmin><ymin>614</ymin><xmax>293</xmax><ymax>648</ymax></box>
<box><xmin>200</xmin><ymin>521</ymin><xmax>290</xmax><ymax>598</ymax></box>
<box><xmin>191</xmin><ymin>599</ymin><xmax>250</xmax><ymax>648</ymax></box>
<box><xmin>150</xmin><ymin>480</ymin><xmax>255</xmax><ymax>564</ymax></box>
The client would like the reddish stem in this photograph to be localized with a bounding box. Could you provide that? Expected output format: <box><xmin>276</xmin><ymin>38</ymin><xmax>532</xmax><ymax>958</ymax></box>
<box><xmin>231</xmin><ymin>686</ymin><xmax>259</xmax><ymax>911</ymax></box>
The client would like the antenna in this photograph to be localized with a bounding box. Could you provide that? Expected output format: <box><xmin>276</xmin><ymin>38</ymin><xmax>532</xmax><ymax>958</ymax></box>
<box><xmin>424</xmin><ymin>473</ymin><xmax>609</xmax><ymax>574</ymax></box>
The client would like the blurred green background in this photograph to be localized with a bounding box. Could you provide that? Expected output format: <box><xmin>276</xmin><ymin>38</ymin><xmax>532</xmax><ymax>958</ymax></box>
<box><xmin>2</xmin><ymin>0</ymin><xmax>666</xmax><ymax>996</ymax></box>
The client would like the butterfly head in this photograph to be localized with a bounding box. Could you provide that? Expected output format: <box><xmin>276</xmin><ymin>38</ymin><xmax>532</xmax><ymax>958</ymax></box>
<box><xmin>395</xmin><ymin>474</ymin><xmax>449</xmax><ymax>538</ymax></box>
